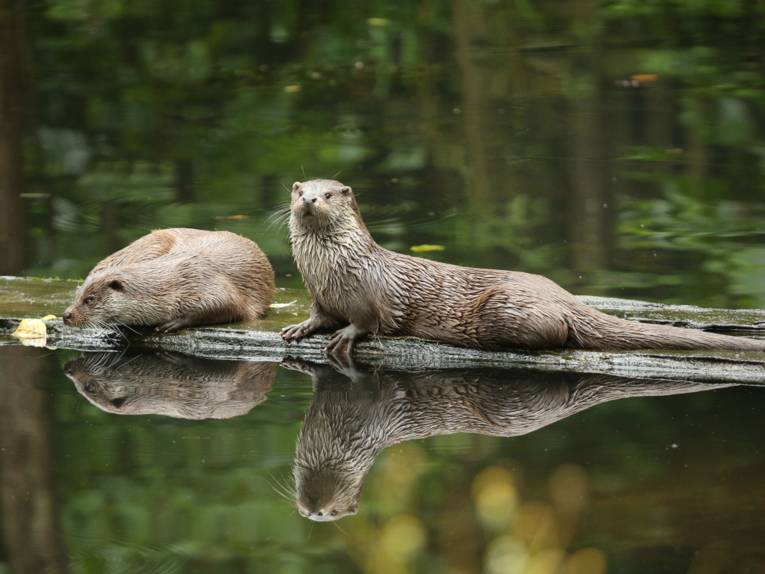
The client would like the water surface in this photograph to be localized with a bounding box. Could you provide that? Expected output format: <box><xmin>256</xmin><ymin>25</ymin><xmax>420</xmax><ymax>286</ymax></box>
<box><xmin>2</xmin><ymin>346</ymin><xmax>764</xmax><ymax>573</ymax></box>
<box><xmin>2</xmin><ymin>3</ymin><xmax>765</xmax><ymax>573</ymax></box>
<box><xmin>1</xmin><ymin>1</ymin><xmax>764</xmax><ymax>308</ymax></box>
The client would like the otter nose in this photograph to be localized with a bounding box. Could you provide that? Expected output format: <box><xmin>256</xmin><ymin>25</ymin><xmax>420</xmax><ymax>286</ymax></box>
<box><xmin>302</xmin><ymin>196</ymin><xmax>317</xmax><ymax>204</ymax></box>
<box><xmin>63</xmin><ymin>310</ymin><xmax>73</xmax><ymax>325</ymax></box>
<box><xmin>303</xmin><ymin>509</ymin><xmax>336</xmax><ymax>522</ymax></box>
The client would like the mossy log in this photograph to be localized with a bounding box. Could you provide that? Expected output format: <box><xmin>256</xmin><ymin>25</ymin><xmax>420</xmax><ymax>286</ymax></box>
<box><xmin>1</xmin><ymin>278</ymin><xmax>763</xmax><ymax>384</ymax></box>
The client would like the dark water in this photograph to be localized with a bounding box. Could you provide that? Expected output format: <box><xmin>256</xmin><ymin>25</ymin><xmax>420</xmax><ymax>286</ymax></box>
<box><xmin>1</xmin><ymin>1</ymin><xmax>764</xmax><ymax>307</ymax></box>
<box><xmin>2</xmin><ymin>2</ymin><xmax>765</xmax><ymax>573</ymax></box>
<box><xmin>1</xmin><ymin>346</ymin><xmax>765</xmax><ymax>574</ymax></box>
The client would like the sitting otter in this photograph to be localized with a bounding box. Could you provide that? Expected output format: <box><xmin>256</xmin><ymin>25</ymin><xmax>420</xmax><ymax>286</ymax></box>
<box><xmin>286</xmin><ymin>358</ymin><xmax>734</xmax><ymax>521</ymax></box>
<box><xmin>281</xmin><ymin>179</ymin><xmax>765</xmax><ymax>355</ymax></box>
<box><xmin>64</xmin><ymin>228</ymin><xmax>274</xmax><ymax>332</ymax></box>
<box><xmin>65</xmin><ymin>351</ymin><xmax>276</xmax><ymax>419</ymax></box>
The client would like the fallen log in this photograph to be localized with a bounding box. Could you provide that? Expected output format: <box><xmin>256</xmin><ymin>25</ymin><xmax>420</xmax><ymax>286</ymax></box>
<box><xmin>1</xmin><ymin>278</ymin><xmax>763</xmax><ymax>384</ymax></box>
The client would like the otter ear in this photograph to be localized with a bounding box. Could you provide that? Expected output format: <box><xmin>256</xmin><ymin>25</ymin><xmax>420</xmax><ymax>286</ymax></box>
<box><xmin>108</xmin><ymin>279</ymin><xmax>124</xmax><ymax>291</ymax></box>
<box><xmin>292</xmin><ymin>181</ymin><xmax>302</xmax><ymax>192</ymax></box>
<box><xmin>340</xmin><ymin>186</ymin><xmax>351</xmax><ymax>195</ymax></box>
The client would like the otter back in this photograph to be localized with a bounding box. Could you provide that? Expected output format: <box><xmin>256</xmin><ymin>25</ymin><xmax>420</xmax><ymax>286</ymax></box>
<box><xmin>64</xmin><ymin>228</ymin><xmax>275</xmax><ymax>331</ymax></box>
<box><xmin>284</xmin><ymin>179</ymin><xmax>765</xmax><ymax>353</ymax></box>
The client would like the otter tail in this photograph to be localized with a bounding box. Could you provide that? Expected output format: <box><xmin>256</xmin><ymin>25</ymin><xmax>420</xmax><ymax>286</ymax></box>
<box><xmin>567</xmin><ymin>306</ymin><xmax>765</xmax><ymax>351</ymax></box>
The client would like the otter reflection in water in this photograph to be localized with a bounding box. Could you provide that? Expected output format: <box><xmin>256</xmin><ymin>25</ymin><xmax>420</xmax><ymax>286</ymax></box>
<box><xmin>65</xmin><ymin>352</ymin><xmax>276</xmax><ymax>419</ymax></box>
<box><xmin>287</xmin><ymin>359</ymin><xmax>734</xmax><ymax>522</ymax></box>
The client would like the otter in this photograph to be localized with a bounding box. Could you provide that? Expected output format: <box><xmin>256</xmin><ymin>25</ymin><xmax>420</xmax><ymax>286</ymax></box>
<box><xmin>281</xmin><ymin>179</ymin><xmax>765</xmax><ymax>355</ymax></box>
<box><xmin>64</xmin><ymin>228</ymin><xmax>275</xmax><ymax>332</ymax></box>
<box><xmin>65</xmin><ymin>351</ymin><xmax>276</xmax><ymax>419</ymax></box>
<box><xmin>286</xmin><ymin>358</ymin><xmax>735</xmax><ymax>521</ymax></box>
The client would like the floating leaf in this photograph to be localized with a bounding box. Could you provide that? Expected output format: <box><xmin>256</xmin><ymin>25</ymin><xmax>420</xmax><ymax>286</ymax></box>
<box><xmin>410</xmin><ymin>244</ymin><xmax>446</xmax><ymax>253</ymax></box>
<box><xmin>269</xmin><ymin>300</ymin><xmax>297</xmax><ymax>309</ymax></box>
<box><xmin>214</xmin><ymin>214</ymin><xmax>249</xmax><ymax>221</ymax></box>
<box><xmin>631</xmin><ymin>73</ymin><xmax>658</xmax><ymax>84</ymax></box>
<box><xmin>13</xmin><ymin>318</ymin><xmax>48</xmax><ymax>340</ymax></box>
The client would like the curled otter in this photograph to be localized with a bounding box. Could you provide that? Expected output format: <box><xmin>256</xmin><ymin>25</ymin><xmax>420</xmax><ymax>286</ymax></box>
<box><xmin>281</xmin><ymin>179</ymin><xmax>765</xmax><ymax>355</ymax></box>
<box><xmin>287</xmin><ymin>358</ymin><xmax>734</xmax><ymax>521</ymax></box>
<box><xmin>64</xmin><ymin>228</ymin><xmax>274</xmax><ymax>332</ymax></box>
<box><xmin>65</xmin><ymin>351</ymin><xmax>276</xmax><ymax>419</ymax></box>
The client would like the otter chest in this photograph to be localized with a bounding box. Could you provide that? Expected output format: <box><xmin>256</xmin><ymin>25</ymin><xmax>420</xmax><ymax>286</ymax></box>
<box><xmin>294</xmin><ymin>238</ymin><xmax>385</xmax><ymax>324</ymax></box>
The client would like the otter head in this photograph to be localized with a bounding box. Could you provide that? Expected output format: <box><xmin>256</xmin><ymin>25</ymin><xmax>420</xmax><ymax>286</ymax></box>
<box><xmin>64</xmin><ymin>356</ymin><xmax>132</xmax><ymax>412</ymax></box>
<box><xmin>289</xmin><ymin>179</ymin><xmax>362</xmax><ymax>232</ymax></box>
<box><xmin>65</xmin><ymin>353</ymin><xmax>277</xmax><ymax>419</ymax></box>
<box><xmin>63</xmin><ymin>271</ymin><xmax>129</xmax><ymax>327</ymax></box>
<box><xmin>294</xmin><ymin>465</ymin><xmax>360</xmax><ymax>522</ymax></box>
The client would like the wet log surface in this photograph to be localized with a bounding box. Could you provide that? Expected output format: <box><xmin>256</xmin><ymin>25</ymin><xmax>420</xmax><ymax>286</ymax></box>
<box><xmin>1</xmin><ymin>278</ymin><xmax>763</xmax><ymax>384</ymax></box>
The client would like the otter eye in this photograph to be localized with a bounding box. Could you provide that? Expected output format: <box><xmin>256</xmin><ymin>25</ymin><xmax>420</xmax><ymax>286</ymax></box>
<box><xmin>298</xmin><ymin>190</ymin><xmax>304</xmax><ymax>197</ymax></box>
<box><xmin>84</xmin><ymin>295</ymin><xmax>95</xmax><ymax>305</ymax></box>
<box><xmin>324</xmin><ymin>192</ymin><xmax>332</xmax><ymax>200</ymax></box>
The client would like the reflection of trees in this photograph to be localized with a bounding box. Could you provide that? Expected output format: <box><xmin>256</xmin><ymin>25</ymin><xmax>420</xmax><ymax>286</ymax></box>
<box><xmin>453</xmin><ymin>0</ymin><xmax>489</xmax><ymax>201</ymax></box>
<box><xmin>566</xmin><ymin>1</ymin><xmax>614</xmax><ymax>274</ymax></box>
<box><xmin>0</xmin><ymin>0</ymin><xmax>26</xmax><ymax>274</ymax></box>
<box><xmin>11</xmin><ymin>0</ymin><xmax>765</xmax><ymax>305</ymax></box>
<box><xmin>0</xmin><ymin>348</ymin><xmax>68</xmax><ymax>574</ymax></box>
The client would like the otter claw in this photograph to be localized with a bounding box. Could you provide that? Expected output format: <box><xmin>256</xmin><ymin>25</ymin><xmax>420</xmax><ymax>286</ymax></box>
<box><xmin>280</xmin><ymin>357</ymin><xmax>316</xmax><ymax>374</ymax></box>
<box><xmin>326</xmin><ymin>351</ymin><xmax>362</xmax><ymax>380</ymax></box>
<box><xmin>325</xmin><ymin>325</ymin><xmax>362</xmax><ymax>357</ymax></box>
<box><xmin>155</xmin><ymin>319</ymin><xmax>187</xmax><ymax>333</ymax></box>
<box><xmin>281</xmin><ymin>321</ymin><xmax>313</xmax><ymax>342</ymax></box>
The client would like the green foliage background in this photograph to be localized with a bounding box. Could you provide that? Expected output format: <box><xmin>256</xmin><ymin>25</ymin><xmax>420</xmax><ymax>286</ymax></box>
<box><xmin>8</xmin><ymin>0</ymin><xmax>765</xmax><ymax>306</ymax></box>
<box><xmin>1</xmin><ymin>0</ymin><xmax>765</xmax><ymax>572</ymax></box>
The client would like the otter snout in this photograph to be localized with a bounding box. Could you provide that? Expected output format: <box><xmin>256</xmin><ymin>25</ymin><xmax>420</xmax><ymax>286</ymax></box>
<box><xmin>294</xmin><ymin>196</ymin><xmax>319</xmax><ymax>220</ymax></box>
<box><xmin>298</xmin><ymin>195</ymin><xmax>318</xmax><ymax>215</ymax></box>
<box><xmin>63</xmin><ymin>305</ymin><xmax>87</xmax><ymax>327</ymax></box>
<box><xmin>298</xmin><ymin>507</ymin><xmax>338</xmax><ymax>522</ymax></box>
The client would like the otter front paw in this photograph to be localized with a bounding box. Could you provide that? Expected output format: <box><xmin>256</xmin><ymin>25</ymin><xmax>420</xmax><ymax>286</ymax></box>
<box><xmin>280</xmin><ymin>357</ymin><xmax>317</xmax><ymax>374</ymax></box>
<box><xmin>281</xmin><ymin>320</ymin><xmax>319</xmax><ymax>342</ymax></box>
<box><xmin>325</xmin><ymin>324</ymin><xmax>367</xmax><ymax>357</ymax></box>
<box><xmin>155</xmin><ymin>318</ymin><xmax>191</xmax><ymax>333</ymax></box>
<box><xmin>326</xmin><ymin>351</ymin><xmax>366</xmax><ymax>382</ymax></box>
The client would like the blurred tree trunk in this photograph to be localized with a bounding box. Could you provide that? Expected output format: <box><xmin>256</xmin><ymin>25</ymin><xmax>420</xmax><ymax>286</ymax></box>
<box><xmin>453</xmin><ymin>0</ymin><xmax>490</xmax><ymax>201</ymax></box>
<box><xmin>0</xmin><ymin>0</ymin><xmax>27</xmax><ymax>274</ymax></box>
<box><xmin>174</xmin><ymin>158</ymin><xmax>194</xmax><ymax>202</ymax></box>
<box><xmin>566</xmin><ymin>0</ymin><xmax>614</xmax><ymax>275</ymax></box>
<box><xmin>0</xmin><ymin>348</ymin><xmax>68</xmax><ymax>574</ymax></box>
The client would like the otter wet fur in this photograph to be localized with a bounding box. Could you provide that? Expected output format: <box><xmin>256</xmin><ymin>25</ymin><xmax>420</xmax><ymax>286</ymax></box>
<box><xmin>64</xmin><ymin>228</ymin><xmax>275</xmax><ymax>332</ymax></box>
<box><xmin>281</xmin><ymin>179</ymin><xmax>765</xmax><ymax>356</ymax></box>
<box><xmin>65</xmin><ymin>351</ymin><xmax>276</xmax><ymax>420</ymax></box>
<box><xmin>286</xmin><ymin>358</ymin><xmax>733</xmax><ymax>521</ymax></box>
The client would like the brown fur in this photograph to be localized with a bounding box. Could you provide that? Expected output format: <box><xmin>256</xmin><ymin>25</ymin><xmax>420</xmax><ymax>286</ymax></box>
<box><xmin>65</xmin><ymin>352</ymin><xmax>276</xmax><ymax>419</ymax></box>
<box><xmin>64</xmin><ymin>228</ymin><xmax>275</xmax><ymax>332</ymax></box>
<box><xmin>282</xmin><ymin>179</ymin><xmax>765</xmax><ymax>353</ymax></box>
<box><xmin>286</xmin><ymin>359</ymin><xmax>735</xmax><ymax>521</ymax></box>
